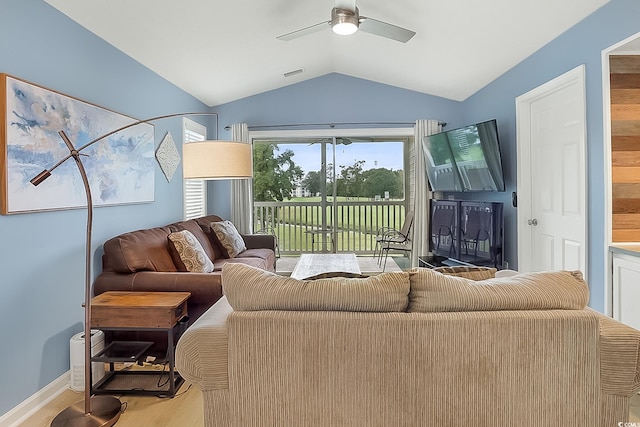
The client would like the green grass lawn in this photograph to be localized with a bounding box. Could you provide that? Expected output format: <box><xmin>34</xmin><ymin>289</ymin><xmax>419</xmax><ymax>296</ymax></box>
<box><xmin>255</xmin><ymin>197</ymin><xmax>407</xmax><ymax>254</ymax></box>
<box><xmin>271</xmin><ymin>223</ymin><xmax>381</xmax><ymax>253</ymax></box>
<box><xmin>272</xmin><ymin>197</ymin><xmax>405</xmax><ymax>232</ymax></box>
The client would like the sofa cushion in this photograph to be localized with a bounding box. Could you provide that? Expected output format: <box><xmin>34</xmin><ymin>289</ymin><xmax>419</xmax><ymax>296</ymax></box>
<box><xmin>223</xmin><ymin>263</ymin><xmax>410</xmax><ymax>312</ymax></box>
<box><xmin>408</xmin><ymin>268</ymin><xmax>589</xmax><ymax>312</ymax></box>
<box><xmin>102</xmin><ymin>226</ymin><xmax>177</xmax><ymax>273</ymax></box>
<box><xmin>235</xmin><ymin>248</ymin><xmax>277</xmax><ymax>272</ymax></box>
<box><xmin>168</xmin><ymin>230</ymin><xmax>215</xmax><ymax>273</ymax></box>
<box><xmin>213</xmin><ymin>257</ymin><xmax>272</xmax><ymax>272</ymax></box>
<box><xmin>237</xmin><ymin>248</ymin><xmax>273</xmax><ymax>260</ymax></box>
<box><xmin>210</xmin><ymin>220</ymin><xmax>246</xmax><ymax>258</ymax></box>
<box><xmin>432</xmin><ymin>265</ymin><xmax>496</xmax><ymax>280</ymax></box>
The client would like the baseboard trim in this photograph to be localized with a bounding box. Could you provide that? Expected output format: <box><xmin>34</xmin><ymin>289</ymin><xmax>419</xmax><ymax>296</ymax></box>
<box><xmin>0</xmin><ymin>371</ymin><xmax>71</xmax><ymax>427</ymax></box>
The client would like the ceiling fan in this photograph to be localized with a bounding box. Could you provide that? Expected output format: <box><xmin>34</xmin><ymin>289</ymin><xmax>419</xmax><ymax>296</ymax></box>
<box><xmin>277</xmin><ymin>0</ymin><xmax>416</xmax><ymax>43</ymax></box>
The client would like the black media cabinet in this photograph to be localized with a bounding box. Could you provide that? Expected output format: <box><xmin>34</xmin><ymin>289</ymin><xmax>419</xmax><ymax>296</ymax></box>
<box><xmin>430</xmin><ymin>200</ymin><xmax>503</xmax><ymax>268</ymax></box>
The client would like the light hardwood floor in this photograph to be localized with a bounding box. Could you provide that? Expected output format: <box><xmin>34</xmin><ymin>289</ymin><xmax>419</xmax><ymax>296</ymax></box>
<box><xmin>20</xmin><ymin>385</ymin><xmax>640</xmax><ymax>426</ymax></box>
<box><xmin>19</xmin><ymin>383</ymin><xmax>203</xmax><ymax>427</ymax></box>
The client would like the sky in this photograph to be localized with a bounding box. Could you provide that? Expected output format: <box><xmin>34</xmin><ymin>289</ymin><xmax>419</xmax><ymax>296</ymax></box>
<box><xmin>273</xmin><ymin>141</ymin><xmax>404</xmax><ymax>176</ymax></box>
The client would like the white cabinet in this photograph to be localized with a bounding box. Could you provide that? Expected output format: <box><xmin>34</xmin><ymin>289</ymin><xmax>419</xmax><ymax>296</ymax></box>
<box><xmin>612</xmin><ymin>252</ymin><xmax>640</xmax><ymax>330</ymax></box>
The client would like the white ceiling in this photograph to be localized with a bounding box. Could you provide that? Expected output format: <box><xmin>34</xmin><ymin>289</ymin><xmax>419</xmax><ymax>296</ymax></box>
<box><xmin>45</xmin><ymin>0</ymin><xmax>610</xmax><ymax>107</ymax></box>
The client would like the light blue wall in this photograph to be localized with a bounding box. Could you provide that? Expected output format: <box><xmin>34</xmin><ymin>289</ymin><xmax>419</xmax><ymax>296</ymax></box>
<box><xmin>0</xmin><ymin>0</ymin><xmax>211</xmax><ymax>415</ymax></box>
<box><xmin>460</xmin><ymin>0</ymin><xmax>640</xmax><ymax>312</ymax></box>
<box><xmin>209</xmin><ymin>73</ymin><xmax>464</xmax><ymax>218</ymax></box>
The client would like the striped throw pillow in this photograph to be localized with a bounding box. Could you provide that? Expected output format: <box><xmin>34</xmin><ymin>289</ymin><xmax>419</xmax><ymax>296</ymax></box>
<box><xmin>408</xmin><ymin>268</ymin><xmax>589</xmax><ymax>312</ymax></box>
<box><xmin>223</xmin><ymin>263</ymin><xmax>410</xmax><ymax>312</ymax></box>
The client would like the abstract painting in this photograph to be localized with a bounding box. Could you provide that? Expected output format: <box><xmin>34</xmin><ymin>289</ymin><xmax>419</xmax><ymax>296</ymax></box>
<box><xmin>0</xmin><ymin>74</ymin><xmax>155</xmax><ymax>214</ymax></box>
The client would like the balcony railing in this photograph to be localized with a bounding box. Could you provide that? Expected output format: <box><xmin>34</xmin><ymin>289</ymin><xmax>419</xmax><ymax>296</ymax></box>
<box><xmin>254</xmin><ymin>200</ymin><xmax>407</xmax><ymax>255</ymax></box>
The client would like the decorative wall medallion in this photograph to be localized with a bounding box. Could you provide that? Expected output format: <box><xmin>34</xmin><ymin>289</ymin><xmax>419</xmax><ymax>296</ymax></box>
<box><xmin>156</xmin><ymin>132</ymin><xmax>180</xmax><ymax>182</ymax></box>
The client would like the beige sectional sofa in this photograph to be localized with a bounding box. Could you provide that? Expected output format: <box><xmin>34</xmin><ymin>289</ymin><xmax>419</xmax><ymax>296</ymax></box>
<box><xmin>176</xmin><ymin>265</ymin><xmax>640</xmax><ymax>427</ymax></box>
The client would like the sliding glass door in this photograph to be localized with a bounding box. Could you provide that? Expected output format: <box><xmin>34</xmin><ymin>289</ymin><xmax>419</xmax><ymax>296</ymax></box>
<box><xmin>252</xmin><ymin>133</ymin><xmax>410</xmax><ymax>254</ymax></box>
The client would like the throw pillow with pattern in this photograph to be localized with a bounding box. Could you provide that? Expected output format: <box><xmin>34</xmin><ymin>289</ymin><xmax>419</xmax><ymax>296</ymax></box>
<box><xmin>210</xmin><ymin>220</ymin><xmax>246</xmax><ymax>258</ymax></box>
<box><xmin>168</xmin><ymin>230</ymin><xmax>215</xmax><ymax>273</ymax></box>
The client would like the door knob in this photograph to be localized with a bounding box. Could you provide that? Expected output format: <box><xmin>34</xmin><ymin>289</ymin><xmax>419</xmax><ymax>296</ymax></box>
<box><xmin>527</xmin><ymin>218</ymin><xmax>538</xmax><ymax>226</ymax></box>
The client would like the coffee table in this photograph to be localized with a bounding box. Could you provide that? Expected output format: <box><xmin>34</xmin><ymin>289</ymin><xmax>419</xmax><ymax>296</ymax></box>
<box><xmin>290</xmin><ymin>253</ymin><xmax>361</xmax><ymax>279</ymax></box>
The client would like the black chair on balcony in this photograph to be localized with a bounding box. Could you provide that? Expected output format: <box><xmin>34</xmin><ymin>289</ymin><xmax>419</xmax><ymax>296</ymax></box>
<box><xmin>374</xmin><ymin>210</ymin><xmax>414</xmax><ymax>267</ymax></box>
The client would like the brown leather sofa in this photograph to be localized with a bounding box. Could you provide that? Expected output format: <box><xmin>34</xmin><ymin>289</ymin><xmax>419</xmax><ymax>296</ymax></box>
<box><xmin>93</xmin><ymin>214</ymin><xmax>276</xmax><ymax>352</ymax></box>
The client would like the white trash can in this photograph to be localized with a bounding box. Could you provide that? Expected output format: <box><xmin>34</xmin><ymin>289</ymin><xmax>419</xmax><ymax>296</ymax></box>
<box><xmin>70</xmin><ymin>329</ymin><xmax>106</xmax><ymax>392</ymax></box>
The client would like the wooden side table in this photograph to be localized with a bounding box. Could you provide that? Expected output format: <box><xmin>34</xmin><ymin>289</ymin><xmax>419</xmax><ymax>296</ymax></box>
<box><xmin>90</xmin><ymin>291</ymin><xmax>190</xmax><ymax>398</ymax></box>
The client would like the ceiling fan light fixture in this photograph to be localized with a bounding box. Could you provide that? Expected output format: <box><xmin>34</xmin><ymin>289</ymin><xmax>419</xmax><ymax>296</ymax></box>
<box><xmin>331</xmin><ymin>7</ymin><xmax>359</xmax><ymax>36</ymax></box>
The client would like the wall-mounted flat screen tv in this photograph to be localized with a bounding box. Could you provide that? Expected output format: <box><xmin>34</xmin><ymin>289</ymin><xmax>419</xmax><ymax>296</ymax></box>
<box><xmin>422</xmin><ymin>119</ymin><xmax>505</xmax><ymax>192</ymax></box>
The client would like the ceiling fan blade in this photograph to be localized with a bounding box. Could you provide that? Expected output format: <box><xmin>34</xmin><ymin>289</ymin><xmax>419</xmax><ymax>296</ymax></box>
<box><xmin>277</xmin><ymin>21</ymin><xmax>330</xmax><ymax>41</ymax></box>
<box><xmin>359</xmin><ymin>16</ymin><xmax>416</xmax><ymax>43</ymax></box>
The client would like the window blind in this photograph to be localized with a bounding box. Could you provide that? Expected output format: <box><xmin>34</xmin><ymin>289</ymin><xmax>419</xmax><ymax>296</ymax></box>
<box><xmin>183</xmin><ymin>118</ymin><xmax>207</xmax><ymax>220</ymax></box>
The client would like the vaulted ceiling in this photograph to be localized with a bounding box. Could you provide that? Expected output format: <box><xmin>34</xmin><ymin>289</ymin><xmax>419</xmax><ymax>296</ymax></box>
<box><xmin>45</xmin><ymin>0</ymin><xmax>610</xmax><ymax>107</ymax></box>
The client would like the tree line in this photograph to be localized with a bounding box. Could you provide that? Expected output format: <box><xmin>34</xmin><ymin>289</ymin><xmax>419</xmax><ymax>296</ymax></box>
<box><xmin>253</xmin><ymin>144</ymin><xmax>403</xmax><ymax>201</ymax></box>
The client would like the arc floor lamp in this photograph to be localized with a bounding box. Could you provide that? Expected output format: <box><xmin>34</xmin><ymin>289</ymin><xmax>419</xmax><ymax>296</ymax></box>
<box><xmin>30</xmin><ymin>112</ymin><xmax>252</xmax><ymax>427</ymax></box>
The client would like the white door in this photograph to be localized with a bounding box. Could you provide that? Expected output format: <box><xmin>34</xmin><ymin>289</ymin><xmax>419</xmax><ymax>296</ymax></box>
<box><xmin>516</xmin><ymin>65</ymin><xmax>587</xmax><ymax>276</ymax></box>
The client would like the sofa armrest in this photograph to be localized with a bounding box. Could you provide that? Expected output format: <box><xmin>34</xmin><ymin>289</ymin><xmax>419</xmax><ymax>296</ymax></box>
<box><xmin>176</xmin><ymin>296</ymin><xmax>233</xmax><ymax>391</ymax></box>
<box><xmin>589</xmin><ymin>309</ymin><xmax>640</xmax><ymax>395</ymax></box>
<box><xmin>242</xmin><ymin>233</ymin><xmax>276</xmax><ymax>252</ymax></box>
<box><xmin>94</xmin><ymin>271</ymin><xmax>223</xmax><ymax>306</ymax></box>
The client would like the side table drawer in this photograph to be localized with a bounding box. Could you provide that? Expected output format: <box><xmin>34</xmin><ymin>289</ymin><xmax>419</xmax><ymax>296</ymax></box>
<box><xmin>91</xmin><ymin>291</ymin><xmax>190</xmax><ymax>329</ymax></box>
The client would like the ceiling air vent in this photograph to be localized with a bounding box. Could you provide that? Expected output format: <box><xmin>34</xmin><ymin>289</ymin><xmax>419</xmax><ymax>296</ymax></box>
<box><xmin>284</xmin><ymin>68</ymin><xmax>304</xmax><ymax>78</ymax></box>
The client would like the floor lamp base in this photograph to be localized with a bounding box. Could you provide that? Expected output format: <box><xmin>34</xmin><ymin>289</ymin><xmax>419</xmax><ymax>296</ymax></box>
<box><xmin>50</xmin><ymin>396</ymin><xmax>122</xmax><ymax>427</ymax></box>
